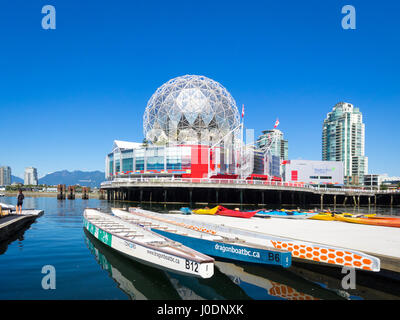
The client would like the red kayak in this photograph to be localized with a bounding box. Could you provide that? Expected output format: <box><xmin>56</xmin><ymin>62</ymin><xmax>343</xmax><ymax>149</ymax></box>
<box><xmin>216</xmin><ymin>206</ymin><xmax>258</xmax><ymax>218</ymax></box>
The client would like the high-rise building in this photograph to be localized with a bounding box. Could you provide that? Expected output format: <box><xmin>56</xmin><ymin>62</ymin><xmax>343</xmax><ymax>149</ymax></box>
<box><xmin>24</xmin><ymin>167</ymin><xmax>38</xmax><ymax>185</ymax></box>
<box><xmin>322</xmin><ymin>102</ymin><xmax>368</xmax><ymax>185</ymax></box>
<box><xmin>256</xmin><ymin>129</ymin><xmax>288</xmax><ymax>161</ymax></box>
<box><xmin>0</xmin><ymin>166</ymin><xmax>11</xmax><ymax>186</ymax></box>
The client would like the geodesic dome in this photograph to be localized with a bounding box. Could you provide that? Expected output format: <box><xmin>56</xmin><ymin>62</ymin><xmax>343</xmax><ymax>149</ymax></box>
<box><xmin>143</xmin><ymin>75</ymin><xmax>240</xmax><ymax>145</ymax></box>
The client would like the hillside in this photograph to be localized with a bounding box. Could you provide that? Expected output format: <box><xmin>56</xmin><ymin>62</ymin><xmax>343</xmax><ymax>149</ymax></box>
<box><xmin>38</xmin><ymin>170</ymin><xmax>105</xmax><ymax>188</ymax></box>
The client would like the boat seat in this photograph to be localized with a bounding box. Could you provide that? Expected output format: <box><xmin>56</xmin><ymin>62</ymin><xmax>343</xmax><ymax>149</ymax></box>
<box><xmin>126</xmin><ymin>234</ymin><xmax>144</xmax><ymax>238</ymax></box>
<box><xmin>149</xmin><ymin>241</ymin><xmax>182</xmax><ymax>248</ymax></box>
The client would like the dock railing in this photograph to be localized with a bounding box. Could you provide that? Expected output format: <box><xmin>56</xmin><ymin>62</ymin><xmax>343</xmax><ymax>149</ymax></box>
<box><xmin>101</xmin><ymin>177</ymin><xmax>399</xmax><ymax>195</ymax></box>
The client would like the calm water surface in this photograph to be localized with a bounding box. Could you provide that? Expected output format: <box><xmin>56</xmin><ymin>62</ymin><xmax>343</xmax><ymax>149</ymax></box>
<box><xmin>0</xmin><ymin>196</ymin><xmax>399</xmax><ymax>300</ymax></box>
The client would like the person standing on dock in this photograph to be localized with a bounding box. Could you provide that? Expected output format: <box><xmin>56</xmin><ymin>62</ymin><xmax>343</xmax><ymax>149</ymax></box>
<box><xmin>16</xmin><ymin>189</ymin><xmax>24</xmax><ymax>214</ymax></box>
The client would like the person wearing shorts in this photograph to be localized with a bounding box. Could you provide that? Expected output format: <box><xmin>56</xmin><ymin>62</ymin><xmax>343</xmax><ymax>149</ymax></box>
<box><xmin>16</xmin><ymin>189</ymin><xmax>24</xmax><ymax>214</ymax></box>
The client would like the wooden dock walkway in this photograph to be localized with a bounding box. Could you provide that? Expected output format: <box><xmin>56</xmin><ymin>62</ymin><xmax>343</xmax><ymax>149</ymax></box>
<box><xmin>0</xmin><ymin>211</ymin><xmax>44</xmax><ymax>242</ymax></box>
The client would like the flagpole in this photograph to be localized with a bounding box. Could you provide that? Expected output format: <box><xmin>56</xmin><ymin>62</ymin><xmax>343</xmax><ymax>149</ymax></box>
<box><xmin>240</xmin><ymin>104</ymin><xmax>244</xmax><ymax>178</ymax></box>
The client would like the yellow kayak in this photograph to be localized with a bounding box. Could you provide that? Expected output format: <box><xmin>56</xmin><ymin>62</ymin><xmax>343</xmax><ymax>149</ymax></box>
<box><xmin>309</xmin><ymin>212</ymin><xmax>336</xmax><ymax>221</ymax></box>
<box><xmin>310</xmin><ymin>212</ymin><xmax>376</xmax><ymax>221</ymax></box>
<box><xmin>192</xmin><ymin>206</ymin><xmax>220</xmax><ymax>215</ymax></box>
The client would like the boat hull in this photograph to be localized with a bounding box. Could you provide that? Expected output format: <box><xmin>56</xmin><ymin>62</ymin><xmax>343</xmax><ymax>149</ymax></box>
<box><xmin>310</xmin><ymin>213</ymin><xmax>377</xmax><ymax>221</ymax></box>
<box><xmin>309</xmin><ymin>213</ymin><xmax>336</xmax><ymax>221</ymax></box>
<box><xmin>193</xmin><ymin>206</ymin><xmax>220</xmax><ymax>215</ymax></box>
<box><xmin>334</xmin><ymin>215</ymin><xmax>400</xmax><ymax>228</ymax></box>
<box><xmin>256</xmin><ymin>211</ymin><xmax>318</xmax><ymax>219</ymax></box>
<box><xmin>151</xmin><ymin>228</ymin><xmax>291</xmax><ymax>268</ymax></box>
<box><xmin>83</xmin><ymin>214</ymin><xmax>214</xmax><ymax>278</ymax></box>
<box><xmin>216</xmin><ymin>207</ymin><xmax>257</xmax><ymax>218</ymax></box>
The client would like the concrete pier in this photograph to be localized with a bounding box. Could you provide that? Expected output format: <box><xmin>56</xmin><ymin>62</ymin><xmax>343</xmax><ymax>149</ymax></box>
<box><xmin>101</xmin><ymin>178</ymin><xmax>400</xmax><ymax>206</ymax></box>
<box><xmin>162</xmin><ymin>213</ymin><xmax>400</xmax><ymax>273</ymax></box>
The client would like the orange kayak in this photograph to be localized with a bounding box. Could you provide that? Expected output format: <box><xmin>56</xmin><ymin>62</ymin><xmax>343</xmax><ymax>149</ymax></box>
<box><xmin>334</xmin><ymin>215</ymin><xmax>400</xmax><ymax>228</ymax></box>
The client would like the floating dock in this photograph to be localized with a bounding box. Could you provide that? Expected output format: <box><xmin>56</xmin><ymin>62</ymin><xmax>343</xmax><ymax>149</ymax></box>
<box><xmin>160</xmin><ymin>212</ymin><xmax>400</xmax><ymax>273</ymax></box>
<box><xmin>0</xmin><ymin>210</ymin><xmax>44</xmax><ymax>242</ymax></box>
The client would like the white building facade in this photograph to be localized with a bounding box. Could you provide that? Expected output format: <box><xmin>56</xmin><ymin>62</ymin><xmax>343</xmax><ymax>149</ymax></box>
<box><xmin>364</xmin><ymin>174</ymin><xmax>400</xmax><ymax>187</ymax></box>
<box><xmin>24</xmin><ymin>167</ymin><xmax>38</xmax><ymax>185</ymax></box>
<box><xmin>283</xmin><ymin>160</ymin><xmax>344</xmax><ymax>185</ymax></box>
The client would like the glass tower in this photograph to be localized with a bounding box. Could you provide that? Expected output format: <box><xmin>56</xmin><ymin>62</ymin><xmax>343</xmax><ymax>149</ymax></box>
<box><xmin>0</xmin><ymin>166</ymin><xmax>11</xmax><ymax>186</ymax></box>
<box><xmin>256</xmin><ymin>129</ymin><xmax>288</xmax><ymax>161</ymax></box>
<box><xmin>322</xmin><ymin>102</ymin><xmax>368</xmax><ymax>185</ymax></box>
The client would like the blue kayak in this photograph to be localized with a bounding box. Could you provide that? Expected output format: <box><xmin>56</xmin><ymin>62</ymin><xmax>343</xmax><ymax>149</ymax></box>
<box><xmin>180</xmin><ymin>207</ymin><xmax>192</xmax><ymax>215</ymax></box>
<box><xmin>255</xmin><ymin>210</ymin><xmax>318</xmax><ymax>219</ymax></box>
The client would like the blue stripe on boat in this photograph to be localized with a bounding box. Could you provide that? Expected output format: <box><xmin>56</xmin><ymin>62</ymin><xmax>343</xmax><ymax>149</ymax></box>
<box><xmin>151</xmin><ymin>228</ymin><xmax>291</xmax><ymax>268</ymax></box>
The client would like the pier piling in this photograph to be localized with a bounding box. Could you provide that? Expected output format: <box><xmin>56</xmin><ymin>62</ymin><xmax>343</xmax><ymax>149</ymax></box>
<box><xmin>67</xmin><ymin>186</ymin><xmax>75</xmax><ymax>200</ymax></box>
<box><xmin>99</xmin><ymin>189</ymin><xmax>105</xmax><ymax>200</ymax></box>
<box><xmin>82</xmin><ymin>187</ymin><xmax>89</xmax><ymax>200</ymax></box>
<box><xmin>57</xmin><ymin>184</ymin><xmax>66</xmax><ymax>200</ymax></box>
<box><xmin>320</xmin><ymin>194</ymin><xmax>324</xmax><ymax>210</ymax></box>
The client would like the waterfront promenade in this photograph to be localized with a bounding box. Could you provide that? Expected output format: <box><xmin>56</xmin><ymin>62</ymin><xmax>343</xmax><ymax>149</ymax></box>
<box><xmin>3</xmin><ymin>191</ymin><xmax>101</xmax><ymax>199</ymax></box>
<box><xmin>101</xmin><ymin>178</ymin><xmax>400</xmax><ymax>207</ymax></box>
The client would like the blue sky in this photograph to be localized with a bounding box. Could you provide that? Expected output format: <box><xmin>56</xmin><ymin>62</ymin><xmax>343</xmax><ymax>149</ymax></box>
<box><xmin>1</xmin><ymin>0</ymin><xmax>399</xmax><ymax>178</ymax></box>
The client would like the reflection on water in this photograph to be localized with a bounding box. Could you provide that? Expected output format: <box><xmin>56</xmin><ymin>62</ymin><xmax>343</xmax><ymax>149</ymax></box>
<box><xmin>84</xmin><ymin>227</ymin><xmax>361</xmax><ymax>300</ymax></box>
<box><xmin>0</xmin><ymin>196</ymin><xmax>399</xmax><ymax>300</ymax></box>
<box><xmin>0</xmin><ymin>221</ymin><xmax>34</xmax><ymax>255</ymax></box>
<box><xmin>84</xmin><ymin>229</ymin><xmax>181</xmax><ymax>300</ymax></box>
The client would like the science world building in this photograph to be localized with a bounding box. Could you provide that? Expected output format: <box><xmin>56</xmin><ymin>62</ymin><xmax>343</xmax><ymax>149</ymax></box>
<box><xmin>105</xmin><ymin>75</ymin><xmax>274</xmax><ymax>181</ymax></box>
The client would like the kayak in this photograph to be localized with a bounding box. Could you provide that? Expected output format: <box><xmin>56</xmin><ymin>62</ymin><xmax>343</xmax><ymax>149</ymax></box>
<box><xmin>256</xmin><ymin>210</ymin><xmax>318</xmax><ymax>219</ymax></box>
<box><xmin>334</xmin><ymin>215</ymin><xmax>400</xmax><ymax>228</ymax></box>
<box><xmin>180</xmin><ymin>207</ymin><xmax>192</xmax><ymax>215</ymax></box>
<box><xmin>216</xmin><ymin>206</ymin><xmax>258</xmax><ymax>218</ymax></box>
<box><xmin>192</xmin><ymin>206</ymin><xmax>220</xmax><ymax>215</ymax></box>
<box><xmin>309</xmin><ymin>213</ymin><xmax>336</xmax><ymax>221</ymax></box>
<box><xmin>310</xmin><ymin>212</ymin><xmax>376</xmax><ymax>221</ymax></box>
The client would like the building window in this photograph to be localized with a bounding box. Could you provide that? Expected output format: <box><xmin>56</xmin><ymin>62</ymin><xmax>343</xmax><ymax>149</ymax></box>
<box><xmin>135</xmin><ymin>158</ymin><xmax>144</xmax><ymax>171</ymax></box>
<box><xmin>109</xmin><ymin>160</ymin><xmax>113</xmax><ymax>175</ymax></box>
<box><xmin>122</xmin><ymin>158</ymin><xmax>133</xmax><ymax>172</ymax></box>
<box><xmin>147</xmin><ymin>156</ymin><xmax>164</xmax><ymax>170</ymax></box>
<box><xmin>115</xmin><ymin>160</ymin><xmax>120</xmax><ymax>173</ymax></box>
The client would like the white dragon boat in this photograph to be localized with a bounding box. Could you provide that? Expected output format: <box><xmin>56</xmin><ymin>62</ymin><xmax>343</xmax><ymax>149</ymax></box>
<box><xmin>83</xmin><ymin>208</ymin><xmax>214</xmax><ymax>278</ymax></box>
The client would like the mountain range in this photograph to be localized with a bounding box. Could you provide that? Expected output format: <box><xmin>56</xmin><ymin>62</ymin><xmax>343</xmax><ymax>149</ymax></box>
<box><xmin>11</xmin><ymin>175</ymin><xmax>23</xmax><ymax>184</ymax></box>
<box><xmin>12</xmin><ymin>170</ymin><xmax>105</xmax><ymax>188</ymax></box>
